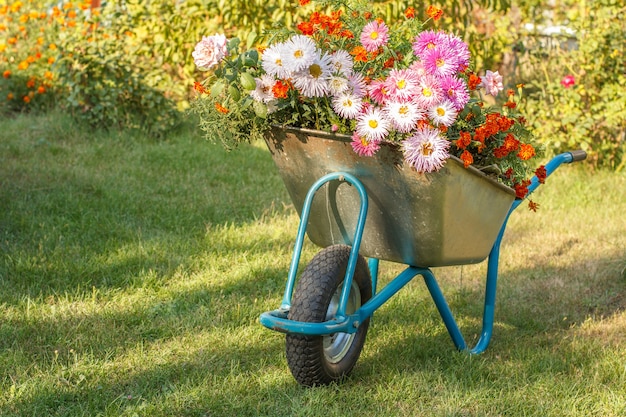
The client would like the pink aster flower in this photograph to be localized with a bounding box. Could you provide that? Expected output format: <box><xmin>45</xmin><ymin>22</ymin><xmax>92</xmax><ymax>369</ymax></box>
<box><xmin>402</xmin><ymin>127</ymin><xmax>451</xmax><ymax>172</ymax></box>
<box><xmin>421</xmin><ymin>46</ymin><xmax>458</xmax><ymax>78</ymax></box>
<box><xmin>480</xmin><ymin>70</ymin><xmax>504</xmax><ymax>96</ymax></box>
<box><xmin>444</xmin><ymin>34</ymin><xmax>470</xmax><ymax>71</ymax></box>
<box><xmin>193</xmin><ymin>34</ymin><xmax>228</xmax><ymax>70</ymax></box>
<box><xmin>384</xmin><ymin>69</ymin><xmax>420</xmax><ymax>101</ymax></box>
<box><xmin>367</xmin><ymin>79</ymin><xmax>391</xmax><ymax>105</ymax></box>
<box><xmin>413</xmin><ymin>74</ymin><xmax>443</xmax><ymax>109</ymax></box>
<box><xmin>360</xmin><ymin>20</ymin><xmax>390</xmax><ymax>53</ymax></box>
<box><xmin>351</xmin><ymin>131</ymin><xmax>381</xmax><ymax>157</ymax></box>
<box><xmin>412</xmin><ymin>30</ymin><xmax>448</xmax><ymax>59</ymax></box>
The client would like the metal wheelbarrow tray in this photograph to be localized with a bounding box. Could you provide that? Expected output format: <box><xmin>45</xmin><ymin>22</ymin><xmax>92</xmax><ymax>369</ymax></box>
<box><xmin>259</xmin><ymin>125</ymin><xmax>587</xmax><ymax>386</ymax></box>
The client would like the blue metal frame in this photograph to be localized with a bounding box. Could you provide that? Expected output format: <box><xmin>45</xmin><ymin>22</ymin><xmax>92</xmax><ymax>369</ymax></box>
<box><xmin>259</xmin><ymin>152</ymin><xmax>581</xmax><ymax>352</ymax></box>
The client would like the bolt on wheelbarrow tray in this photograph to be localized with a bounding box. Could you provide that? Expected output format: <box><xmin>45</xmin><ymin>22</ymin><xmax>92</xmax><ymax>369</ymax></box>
<box><xmin>264</xmin><ymin>125</ymin><xmax>515</xmax><ymax>267</ymax></box>
<box><xmin>260</xmin><ymin>125</ymin><xmax>586</xmax><ymax>386</ymax></box>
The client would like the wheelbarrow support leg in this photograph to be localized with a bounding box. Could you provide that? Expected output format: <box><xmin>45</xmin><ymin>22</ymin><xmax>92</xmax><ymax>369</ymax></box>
<box><xmin>423</xmin><ymin>211</ymin><xmax>510</xmax><ymax>354</ymax></box>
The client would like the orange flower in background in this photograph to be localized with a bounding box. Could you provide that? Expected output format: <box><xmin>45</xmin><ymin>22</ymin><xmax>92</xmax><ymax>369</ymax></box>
<box><xmin>467</xmin><ymin>72</ymin><xmax>481</xmax><ymax>90</ymax></box>
<box><xmin>7</xmin><ymin>92</ymin><xmax>14</xmax><ymax>100</ymax></box>
<box><xmin>426</xmin><ymin>5</ymin><xmax>443</xmax><ymax>21</ymax></box>
<box><xmin>3</xmin><ymin>70</ymin><xmax>10</xmax><ymax>78</ymax></box>
<box><xmin>299</xmin><ymin>0</ymin><xmax>311</xmax><ymax>5</ymax></box>
<box><xmin>214</xmin><ymin>102</ymin><xmax>229</xmax><ymax>114</ymax></box>
<box><xmin>527</xmin><ymin>200</ymin><xmax>540</xmax><ymax>212</ymax></box>
<box><xmin>297</xmin><ymin>21</ymin><xmax>315</xmax><ymax>35</ymax></box>
<box><xmin>37</xmin><ymin>86</ymin><xmax>46</xmax><ymax>94</ymax></box>
<box><xmin>405</xmin><ymin>7</ymin><xmax>416</xmax><ymax>19</ymax></box>
<box><xmin>26</xmin><ymin>78</ymin><xmax>36</xmax><ymax>88</ymax></box>
<box><xmin>8</xmin><ymin>37</ymin><xmax>18</xmax><ymax>45</ymax></box>
<box><xmin>48</xmin><ymin>56</ymin><xmax>55</xmax><ymax>64</ymax></box>
<box><xmin>193</xmin><ymin>81</ymin><xmax>206</xmax><ymax>93</ymax></box>
<box><xmin>23</xmin><ymin>95</ymin><xmax>30</xmax><ymax>103</ymax></box>
<box><xmin>17</xmin><ymin>61</ymin><xmax>29</xmax><ymax>70</ymax></box>
<box><xmin>456</xmin><ymin>131</ymin><xmax>471</xmax><ymax>149</ymax></box>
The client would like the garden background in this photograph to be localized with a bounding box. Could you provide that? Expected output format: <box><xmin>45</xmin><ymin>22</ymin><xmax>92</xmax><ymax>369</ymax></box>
<box><xmin>1</xmin><ymin>0</ymin><xmax>625</xmax><ymax>416</ymax></box>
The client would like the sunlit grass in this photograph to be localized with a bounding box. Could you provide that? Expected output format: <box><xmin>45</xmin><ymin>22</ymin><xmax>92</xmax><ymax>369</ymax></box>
<box><xmin>1</xmin><ymin>112</ymin><xmax>625</xmax><ymax>416</ymax></box>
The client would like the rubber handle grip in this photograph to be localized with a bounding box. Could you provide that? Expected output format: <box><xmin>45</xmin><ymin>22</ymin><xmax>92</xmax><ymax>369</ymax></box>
<box><xmin>569</xmin><ymin>150</ymin><xmax>587</xmax><ymax>162</ymax></box>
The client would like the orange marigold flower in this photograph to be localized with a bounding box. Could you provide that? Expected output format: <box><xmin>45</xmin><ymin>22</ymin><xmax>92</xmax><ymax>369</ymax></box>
<box><xmin>297</xmin><ymin>21</ymin><xmax>315</xmax><ymax>35</ymax></box>
<box><xmin>456</xmin><ymin>131</ymin><xmax>471</xmax><ymax>149</ymax></box>
<box><xmin>426</xmin><ymin>5</ymin><xmax>443</xmax><ymax>20</ymax></box>
<box><xmin>8</xmin><ymin>37</ymin><xmax>18</xmax><ymax>45</ymax></box>
<box><xmin>44</xmin><ymin>70</ymin><xmax>53</xmax><ymax>80</ymax></box>
<box><xmin>527</xmin><ymin>200</ymin><xmax>540</xmax><ymax>212</ymax></box>
<box><xmin>17</xmin><ymin>61</ymin><xmax>28</xmax><ymax>70</ymax></box>
<box><xmin>350</xmin><ymin>45</ymin><xmax>368</xmax><ymax>62</ymax></box>
<box><xmin>37</xmin><ymin>86</ymin><xmax>46</xmax><ymax>94</ymax></box>
<box><xmin>26</xmin><ymin>55</ymin><xmax>35</xmax><ymax>63</ymax></box>
<box><xmin>460</xmin><ymin>150</ymin><xmax>473</xmax><ymax>168</ymax></box>
<box><xmin>214</xmin><ymin>102</ymin><xmax>229</xmax><ymax>114</ymax></box>
<box><xmin>535</xmin><ymin>165</ymin><xmax>547</xmax><ymax>184</ymax></box>
<box><xmin>272</xmin><ymin>80</ymin><xmax>290</xmax><ymax>99</ymax></box>
<box><xmin>364</xmin><ymin>12</ymin><xmax>372</xmax><ymax>20</ymax></box>
<box><xmin>517</xmin><ymin>143</ymin><xmax>536</xmax><ymax>160</ymax></box>
<box><xmin>405</xmin><ymin>7</ymin><xmax>416</xmax><ymax>19</ymax></box>
<box><xmin>26</xmin><ymin>78</ymin><xmax>35</xmax><ymax>88</ymax></box>
<box><xmin>3</xmin><ymin>70</ymin><xmax>10</xmax><ymax>78</ymax></box>
<box><xmin>468</xmin><ymin>73</ymin><xmax>481</xmax><ymax>90</ymax></box>
<box><xmin>23</xmin><ymin>95</ymin><xmax>30</xmax><ymax>103</ymax></box>
<box><xmin>299</xmin><ymin>0</ymin><xmax>311</xmax><ymax>5</ymax></box>
<box><xmin>48</xmin><ymin>57</ymin><xmax>55</xmax><ymax>64</ymax></box>
<box><xmin>7</xmin><ymin>92</ymin><xmax>14</xmax><ymax>100</ymax></box>
<box><xmin>49</xmin><ymin>43</ymin><xmax>57</xmax><ymax>50</ymax></box>
<box><xmin>504</xmin><ymin>100</ymin><xmax>516</xmax><ymax>109</ymax></box>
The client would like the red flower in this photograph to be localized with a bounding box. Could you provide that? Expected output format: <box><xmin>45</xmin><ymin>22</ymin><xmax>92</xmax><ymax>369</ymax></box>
<box><xmin>528</xmin><ymin>200</ymin><xmax>540</xmax><ymax>212</ymax></box>
<box><xmin>514</xmin><ymin>179</ymin><xmax>531</xmax><ymax>199</ymax></box>
<box><xmin>297</xmin><ymin>21</ymin><xmax>315</xmax><ymax>35</ymax></box>
<box><xmin>560</xmin><ymin>74</ymin><xmax>575</xmax><ymax>88</ymax></box>
<box><xmin>404</xmin><ymin>7</ymin><xmax>416</xmax><ymax>19</ymax></box>
<box><xmin>535</xmin><ymin>165</ymin><xmax>547</xmax><ymax>184</ymax></box>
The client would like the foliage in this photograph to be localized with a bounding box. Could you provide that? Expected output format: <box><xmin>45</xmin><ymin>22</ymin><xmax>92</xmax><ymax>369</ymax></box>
<box><xmin>191</xmin><ymin>0</ymin><xmax>542</xmax><ymax>194</ymax></box>
<box><xmin>511</xmin><ymin>0</ymin><xmax>626</xmax><ymax>170</ymax></box>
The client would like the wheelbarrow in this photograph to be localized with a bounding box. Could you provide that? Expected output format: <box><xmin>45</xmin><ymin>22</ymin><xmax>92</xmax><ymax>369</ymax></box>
<box><xmin>259</xmin><ymin>126</ymin><xmax>587</xmax><ymax>386</ymax></box>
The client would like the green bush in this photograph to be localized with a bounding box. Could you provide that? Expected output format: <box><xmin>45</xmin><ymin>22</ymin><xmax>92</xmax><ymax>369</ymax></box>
<box><xmin>0</xmin><ymin>0</ymin><xmax>68</xmax><ymax>114</ymax></box>
<box><xmin>511</xmin><ymin>0</ymin><xmax>625</xmax><ymax>170</ymax></box>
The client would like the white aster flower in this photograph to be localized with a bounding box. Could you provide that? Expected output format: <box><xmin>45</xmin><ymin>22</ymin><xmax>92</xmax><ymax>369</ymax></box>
<box><xmin>328</xmin><ymin>75</ymin><xmax>350</xmax><ymax>96</ymax></box>
<box><xmin>261</xmin><ymin>42</ymin><xmax>290</xmax><ymax>79</ymax></box>
<box><xmin>384</xmin><ymin>100</ymin><xmax>424</xmax><ymax>133</ymax></box>
<box><xmin>428</xmin><ymin>100</ymin><xmax>458</xmax><ymax>127</ymax></box>
<box><xmin>332</xmin><ymin>93</ymin><xmax>363</xmax><ymax>119</ymax></box>
<box><xmin>283</xmin><ymin>35</ymin><xmax>318</xmax><ymax>73</ymax></box>
<box><xmin>356</xmin><ymin>107</ymin><xmax>391</xmax><ymax>142</ymax></box>
<box><xmin>292</xmin><ymin>52</ymin><xmax>332</xmax><ymax>97</ymax></box>
<box><xmin>329</xmin><ymin>50</ymin><xmax>354</xmax><ymax>75</ymax></box>
<box><xmin>250</xmin><ymin>74</ymin><xmax>277</xmax><ymax>103</ymax></box>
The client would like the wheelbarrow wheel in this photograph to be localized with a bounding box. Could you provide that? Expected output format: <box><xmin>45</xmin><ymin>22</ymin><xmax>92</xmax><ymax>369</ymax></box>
<box><xmin>286</xmin><ymin>245</ymin><xmax>372</xmax><ymax>386</ymax></box>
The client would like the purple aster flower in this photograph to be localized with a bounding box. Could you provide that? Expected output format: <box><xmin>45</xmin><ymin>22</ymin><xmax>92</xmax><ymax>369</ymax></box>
<box><xmin>439</xmin><ymin>75</ymin><xmax>470</xmax><ymax>110</ymax></box>
<box><xmin>421</xmin><ymin>46</ymin><xmax>459</xmax><ymax>78</ymax></box>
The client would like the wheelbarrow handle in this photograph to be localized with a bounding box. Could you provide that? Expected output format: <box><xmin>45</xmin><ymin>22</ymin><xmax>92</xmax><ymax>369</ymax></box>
<box><xmin>567</xmin><ymin>149</ymin><xmax>587</xmax><ymax>163</ymax></box>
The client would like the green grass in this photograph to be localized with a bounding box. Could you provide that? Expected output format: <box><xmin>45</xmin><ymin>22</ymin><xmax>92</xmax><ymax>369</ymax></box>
<box><xmin>1</xmin><ymin>112</ymin><xmax>625</xmax><ymax>416</ymax></box>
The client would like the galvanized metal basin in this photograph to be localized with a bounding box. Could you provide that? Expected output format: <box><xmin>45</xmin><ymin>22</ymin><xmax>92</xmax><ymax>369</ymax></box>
<box><xmin>265</xmin><ymin>126</ymin><xmax>516</xmax><ymax>267</ymax></box>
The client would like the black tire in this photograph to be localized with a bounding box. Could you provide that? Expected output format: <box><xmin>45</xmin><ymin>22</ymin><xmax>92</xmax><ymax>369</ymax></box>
<box><xmin>285</xmin><ymin>245</ymin><xmax>372</xmax><ymax>386</ymax></box>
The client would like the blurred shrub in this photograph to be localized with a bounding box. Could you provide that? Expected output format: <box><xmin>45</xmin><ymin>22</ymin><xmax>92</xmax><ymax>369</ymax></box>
<box><xmin>0</xmin><ymin>0</ymin><xmax>72</xmax><ymax>114</ymax></box>
<box><xmin>511</xmin><ymin>0</ymin><xmax>625</xmax><ymax>170</ymax></box>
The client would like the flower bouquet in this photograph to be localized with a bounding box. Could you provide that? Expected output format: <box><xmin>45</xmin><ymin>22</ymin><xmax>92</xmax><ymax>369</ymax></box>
<box><xmin>191</xmin><ymin>0</ymin><xmax>545</xmax><ymax>204</ymax></box>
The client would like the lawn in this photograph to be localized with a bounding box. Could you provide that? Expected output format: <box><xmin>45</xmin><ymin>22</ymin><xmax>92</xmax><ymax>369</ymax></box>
<box><xmin>1</xmin><ymin>112</ymin><xmax>625</xmax><ymax>416</ymax></box>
